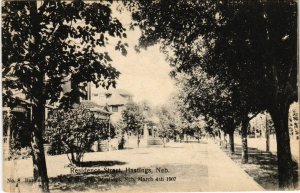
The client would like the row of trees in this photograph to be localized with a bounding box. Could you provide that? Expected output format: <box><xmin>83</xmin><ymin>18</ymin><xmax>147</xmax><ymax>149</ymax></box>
<box><xmin>2</xmin><ymin>0</ymin><xmax>297</xmax><ymax>191</ymax></box>
<box><xmin>126</xmin><ymin>0</ymin><xmax>297</xmax><ymax>189</ymax></box>
<box><xmin>118</xmin><ymin>100</ymin><xmax>204</xmax><ymax>147</ymax></box>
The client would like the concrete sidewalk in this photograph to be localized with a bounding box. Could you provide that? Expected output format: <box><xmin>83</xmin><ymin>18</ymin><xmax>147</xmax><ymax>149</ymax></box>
<box><xmin>206</xmin><ymin>140</ymin><xmax>264</xmax><ymax>191</ymax></box>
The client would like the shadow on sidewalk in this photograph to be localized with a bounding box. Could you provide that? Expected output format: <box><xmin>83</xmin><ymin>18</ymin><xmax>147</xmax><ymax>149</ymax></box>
<box><xmin>221</xmin><ymin>144</ymin><xmax>298</xmax><ymax>190</ymax></box>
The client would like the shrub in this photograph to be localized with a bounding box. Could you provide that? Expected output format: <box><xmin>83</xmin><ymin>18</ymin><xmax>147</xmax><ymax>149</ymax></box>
<box><xmin>46</xmin><ymin>105</ymin><xmax>114</xmax><ymax>164</ymax></box>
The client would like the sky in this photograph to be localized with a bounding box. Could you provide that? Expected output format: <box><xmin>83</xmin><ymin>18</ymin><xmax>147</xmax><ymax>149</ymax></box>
<box><xmin>102</xmin><ymin>4</ymin><xmax>176</xmax><ymax>106</ymax></box>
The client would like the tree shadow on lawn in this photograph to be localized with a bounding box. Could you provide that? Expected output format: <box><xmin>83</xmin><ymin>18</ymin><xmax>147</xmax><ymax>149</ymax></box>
<box><xmin>181</xmin><ymin>141</ymin><xmax>207</xmax><ymax>144</ymax></box>
<box><xmin>221</xmin><ymin>144</ymin><xmax>298</xmax><ymax>190</ymax></box>
<box><xmin>120</xmin><ymin>147</ymin><xmax>134</xmax><ymax>150</ymax></box>
<box><xmin>76</xmin><ymin>160</ymin><xmax>127</xmax><ymax>167</ymax></box>
<box><xmin>163</xmin><ymin>146</ymin><xmax>184</xmax><ymax>148</ymax></box>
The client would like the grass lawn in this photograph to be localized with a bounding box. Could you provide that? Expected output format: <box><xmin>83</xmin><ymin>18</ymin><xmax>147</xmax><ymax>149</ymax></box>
<box><xmin>220</xmin><ymin>144</ymin><xmax>298</xmax><ymax>190</ymax></box>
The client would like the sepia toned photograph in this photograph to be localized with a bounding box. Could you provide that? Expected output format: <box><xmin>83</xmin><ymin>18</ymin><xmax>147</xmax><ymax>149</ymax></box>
<box><xmin>1</xmin><ymin>0</ymin><xmax>299</xmax><ymax>193</ymax></box>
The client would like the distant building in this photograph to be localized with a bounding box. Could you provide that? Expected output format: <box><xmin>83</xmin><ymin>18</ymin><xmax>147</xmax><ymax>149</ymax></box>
<box><xmin>76</xmin><ymin>100</ymin><xmax>112</xmax><ymax>120</ymax></box>
<box><xmin>289</xmin><ymin>102</ymin><xmax>299</xmax><ymax>140</ymax></box>
<box><xmin>61</xmin><ymin>80</ymin><xmax>133</xmax><ymax>124</ymax></box>
<box><xmin>141</xmin><ymin>115</ymin><xmax>163</xmax><ymax>146</ymax></box>
<box><xmin>2</xmin><ymin>86</ymin><xmax>56</xmax><ymax>158</ymax></box>
<box><xmin>87</xmin><ymin>83</ymin><xmax>133</xmax><ymax>123</ymax></box>
<box><xmin>249</xmin><ymin>102</ymin><xmax>299</xmax><ymax>139</ymax></box>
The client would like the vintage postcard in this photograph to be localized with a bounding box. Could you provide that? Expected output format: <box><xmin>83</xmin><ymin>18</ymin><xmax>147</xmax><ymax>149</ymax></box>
<box><xmin>2</xmin><ymin>0</ymin><xmax>299</xmax><ymax>193</ymax></box>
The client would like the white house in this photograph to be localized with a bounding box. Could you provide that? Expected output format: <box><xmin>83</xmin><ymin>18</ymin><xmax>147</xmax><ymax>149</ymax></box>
<box><xmin>87</xmin><ymin>83</ymin><xmax>133</xmax><ymax>123</ymax></box>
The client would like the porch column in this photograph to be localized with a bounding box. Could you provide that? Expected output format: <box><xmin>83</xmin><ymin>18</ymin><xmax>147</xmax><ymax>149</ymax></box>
<box><xmin>6</xmin><ymin>109</ymin><xmax>12</xmax><ymax>146</ymax></box>
<box><xmin>143</xmin><ymin>123</ymin><xmax>148</xmax><ymax>139</ymax></box>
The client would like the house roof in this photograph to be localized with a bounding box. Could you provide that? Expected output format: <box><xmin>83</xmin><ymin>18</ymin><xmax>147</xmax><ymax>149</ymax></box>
<box><xmin>88</xmin><ymin>107</ymin><xmax>112</xmax><ymax>115</ymax></box>
<box><xmin>80</xmin><ymin>100</ymin><xmax>104</xmax><ymax>109</ymax></box>
<box><xmin>114</xmin><ymin>89</ymin><xmax>132</xmax><ymax>97</ymax></box>
<box><xmin>76</xmin><ymin>100</ymin><xmax>112</xmax><ymax>115</ymax></box>
<box><xmin>106</xmin><ymin>94</ymin><xmax>128</xmax><ymax>106</ymax></box>
<box><xmin>98</xmin><ymin>88</ymin><xmax>132</xmax><ymax>97</ymax></box>
<box><xmin>90</xmin><ymin>87</ymin><xmax>132</xmax><ymax>106</ymax></box>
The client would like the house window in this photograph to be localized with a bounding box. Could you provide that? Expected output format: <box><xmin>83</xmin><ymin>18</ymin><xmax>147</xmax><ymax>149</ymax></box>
<box><xmin>112</xmin><ymin>106</ymin><xmax>118</xmax><ymax>112</ymax></box>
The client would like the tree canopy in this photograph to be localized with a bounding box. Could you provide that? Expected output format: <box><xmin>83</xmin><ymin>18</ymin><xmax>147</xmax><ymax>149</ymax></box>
<box><xmin>128</xmin><ymin>0</ymin><xmax>297</xmax><ymax>188</ymax></box>
<box><xmin>121</xmin><ymin>101</ymin><xmax>145</xmax><ymax>135</ymax></box>
<box><xmin>2</xmin><ymin>1</ymin><xmax>128</xmax><ymax>192</ymax></box>
<box><xmin>46</xmin><ymin>105</ymin><xmax>113</xmax><ymax>164</ymax></box>
<box><xmin>3</xmin><ymin>0</ymin><xmax>127</xmax><ymax>107</ymax></box>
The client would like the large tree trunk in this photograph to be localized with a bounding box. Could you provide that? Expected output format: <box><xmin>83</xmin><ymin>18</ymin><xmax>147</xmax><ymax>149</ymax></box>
<box><xmin>241</xmin><ymin>118</ymin><xmax>249</xmax><ymax>164</ymax></box>
<box><xmin>228</xmin><ymin>131</ymin><xmax>234</xmax><ymax>154</ymax></box>
<box><xmin>223</xmin><ymin>132</ymin><xmax>228</xmax><ymax>148</ymax></box>
<box><xmin>31</xmin><ymin>104</ymin><xmax>49</xmax><ymax>193</ymax></box>
<box><xmin>265</xmin><ymin>114</ymin><xmax>270</xmax><ymax>152</ymax></box>
<box><xmin>218</xmin><ymin>130</ymin><xmax>222</xmax><ymax>146</ymax></box>
<box><xmin>28</xmin><ymin>1</ymin><xmax>50</xmax><ymax>192</ymax></box>
<box><xmin>137</xmin><ymin>133</ymin><xmax>140</xmax><ymax>148</ymax></box>
<box><xmin>270</xmin><ymin>106</ymin><xmax>294</xmax><ymax>189</ymax></box>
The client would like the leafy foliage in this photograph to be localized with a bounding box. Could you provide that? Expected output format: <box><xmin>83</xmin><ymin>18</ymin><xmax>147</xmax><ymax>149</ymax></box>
<box><xmin>156</xmin><ymin>106</ymin><xmax>176</xmax><ymax>140</ymax></box>
<box><xmin>2</xmin><ymin>1</ymin><xmax>128</xmax><ymax>189</ymax></box>
<box><xmin>130</xmin><ymin>0</ymin><xmax>297</xmax><ymax>118</ymax></box>
<box><xmin>175</xmin><ymin>69</ymin><xmax>239</xmax><ymax>134</ymax></box>
<box><xmin>129</xmin><ymin>0</ymin><xmax>297</xmax><ymax>187</ymax></box>
<box><xmin>159</xmin><ymin>95</ymin><xmax>206</xmax><ymax>141</ymax></box>
<box><xmin>46</xmin><ymin>105</ymin><xmax>114</xmax><ymax>164</ymax></box>
<box><xmin>2</xmin><ymin>0</ymin><xmax>127</xmax><ymax>107</ymax></box>
<box><xmin>120</xmin><ymin>101</ymin><xmax>145</xmax><ymax>135</ymax></box>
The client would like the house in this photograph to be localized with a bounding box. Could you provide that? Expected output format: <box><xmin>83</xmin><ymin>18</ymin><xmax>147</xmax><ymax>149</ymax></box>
<box><xmin>55</xmin><ymin>81</ymin><xmax>132</xmax><ymax>151</ymax></box>
<box><xmin>63</xmin><ymin>81</ymin><xmax>133</xmax><ymax>117</ymax></box>
<box><xmin>73</xmin><ymin>100</ymin><xmax>114</xmax><ymax>152</ymax></box>
<box><xmin>141</xmin><ymin>115</ymin><xmax>163</xmax><ymax>146</ymax></box>
<box><xmin>78</xmin><ymin>100</ymin><xmax>112</xmax><ymax>120</ymax></box>
<box><xmin>3</xmin><ymin>98</ymin><xmax>31</xmax><ymax>146</ymax></box>
<box><xmin>87</xmin><ymin>83</ymin><xmax>133</xmax><ymax>123</ymax></box>
<box><xmin>289</xmin><ymin>102</ymin><xmax>299</xmax><ymax>140</ymax></box>
<box><xmin>2</xmin><ymin>90</ymin><xmax>56</xmax><ymax>159</ymax></box>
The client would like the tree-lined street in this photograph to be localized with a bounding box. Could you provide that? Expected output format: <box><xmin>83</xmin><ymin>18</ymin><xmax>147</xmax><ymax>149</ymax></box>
<box><xmin>2</xmin><ymin>0</ymin><xmax>298</xmax><ymax>192</ymax></box>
